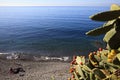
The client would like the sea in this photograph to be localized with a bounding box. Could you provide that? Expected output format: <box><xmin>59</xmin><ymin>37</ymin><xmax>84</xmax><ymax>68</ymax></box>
<box><xmin>0</xmin><ymin>6</ymin><xmax>109</xmax><ymax>56</ymax></box>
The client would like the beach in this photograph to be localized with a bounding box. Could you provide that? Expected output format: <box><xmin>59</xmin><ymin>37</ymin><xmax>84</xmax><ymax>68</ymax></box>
<box><xmin>0</xmin><ymin>59</ymin><xmax>70</xmax><ymax>80</ymax></box>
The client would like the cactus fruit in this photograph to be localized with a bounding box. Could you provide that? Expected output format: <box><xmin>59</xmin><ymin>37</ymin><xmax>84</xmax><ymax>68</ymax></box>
<box><xmin>107</xmin><ymin>49</ymin><xmax>117</xmax><ymax>63</ymax></box>
<box><xmin>69</xmin><ymin>4</ymin><xmax>120</xmax><ymax>80</ymax></box>
<box><xmin>107</xmin><ymin>54</ymin><xmax>113</xmax><ymax>59</ymax></box>
<box><xmin>107</xmin><ymin>58</ymin><xmax>113</xmax><ymax>63</ymax></box>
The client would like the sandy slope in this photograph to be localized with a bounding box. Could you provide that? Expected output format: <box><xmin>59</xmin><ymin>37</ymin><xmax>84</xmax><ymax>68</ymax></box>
<box><xmin>0</xmin><ymin>59</ymin><xmax>70</xmax><ymax>80</ymax></box>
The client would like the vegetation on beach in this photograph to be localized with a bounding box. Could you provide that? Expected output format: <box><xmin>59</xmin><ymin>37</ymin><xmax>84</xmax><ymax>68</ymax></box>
<box><xmin>69</xmin><ymin>4</ymin><xmax>120</xmax><ymax>80</ymax></box>
<box><xmin>69</xmin><ymin>49</ymin><xmax>120</xmax><ymax>80</ymax></box>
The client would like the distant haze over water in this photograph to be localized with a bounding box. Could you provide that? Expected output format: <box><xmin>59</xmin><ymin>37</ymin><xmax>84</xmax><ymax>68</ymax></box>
<box><xmin>0</xmin><ymin>6</ymin><xmax>109</xmax><ymax>56</ymax></box>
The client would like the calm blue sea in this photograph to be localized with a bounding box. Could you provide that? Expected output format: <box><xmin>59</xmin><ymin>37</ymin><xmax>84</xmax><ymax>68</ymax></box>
<box><xmin>0</xmin><ymin>6</ymin><xmax>109</xmax><ymax>56</ymax></box>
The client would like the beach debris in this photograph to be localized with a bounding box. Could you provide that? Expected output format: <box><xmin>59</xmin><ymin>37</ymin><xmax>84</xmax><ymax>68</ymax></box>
<box><xmin>6</xmin><ymin>53</ymin><xmax>20</xmax><ymax>60</ymax></box>
<box><xmin>9</xmin><ymin>67</ymin><xmax>25</xmax><ymax>74</ymax></box>
<box><xmin>69</xmin><ymin>4</ymin><xmax>120</xmax><ymax>80</ymax></box>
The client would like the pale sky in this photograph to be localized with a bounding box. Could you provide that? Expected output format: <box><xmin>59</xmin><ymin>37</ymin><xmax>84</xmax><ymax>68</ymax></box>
<box><xmin>0</xmin><ymin>0</ymin><xmax>120</xmax><ymax>6</ymax></box>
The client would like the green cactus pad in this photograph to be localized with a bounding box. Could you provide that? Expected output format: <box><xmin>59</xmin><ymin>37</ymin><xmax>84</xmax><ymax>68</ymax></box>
<box><xmin>90</xmin><ymin>10</ymin><xmax>120</xmax><ymax>21</ymax></box>
<box><xmin>90</xmin><ymin>4</ymin><xmax>120</xmax><ymax>21</ymax></box>
<box><xmin>103</xmin><ymin>27</ymin><xmax>120</xmax><ymax>49</ymax></box>
<box><xmin>86</xmin><ymin>20</ymin><xmax>115</xmax><ymax>36</ymax></box>
<box><xmin>93</xmin><ymin>68</ymin><xmax>106</xmax><ymax>79</ymax></box>
<box><xmin>116</xmin><ymin>53</ymin><xmax>120</xmax><ymax>61</ymax></box>
<box><xmin>113</xmin><ymin>57</ymin><xmax>120</xmax><ymax>65</ymax></box>
<box><xmin>103</xmin><ymin>28</ymin><xmax>116</xmax><ymax>43</ymax></box>
<box><xmin>86</xmin><ymin>24</ymin><xmax>113</xmax><ymax>36</ymax></box>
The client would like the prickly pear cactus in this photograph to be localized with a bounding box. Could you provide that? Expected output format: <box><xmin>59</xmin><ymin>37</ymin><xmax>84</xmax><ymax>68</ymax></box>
<box><xmin>68</xmin><ymin>48</ymin><xmax>120</xmax><ymax>80</ymax></box>
<box><xmin>86</xmin><ymin>4</ymin><xmax>120</xmax><ymax>50</ymax></box>
<box><xmin>69</xmin><ymin>4</ymin><xmax>120</xmax><ymax>80</ymax></box>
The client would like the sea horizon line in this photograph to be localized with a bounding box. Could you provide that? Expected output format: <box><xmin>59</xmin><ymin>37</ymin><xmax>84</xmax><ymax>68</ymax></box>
<box><xmin>0</xmin><ymin>5</ymin><xmax>110</xmax><ymax>7</ymax></box>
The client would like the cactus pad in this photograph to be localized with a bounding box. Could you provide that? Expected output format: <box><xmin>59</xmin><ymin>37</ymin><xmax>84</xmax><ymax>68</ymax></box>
<box><xmin>90</xmin><ymin>10</ymin><xmax>120</xmax><ymax>21</ymax></box>
<box><xmin>86</xmin><ymin>20</ymin><xmax>115</xmax><ymax>36</ymax></box>
<box><xmin>90</xmin><ymin>4</ymin><xmax>120</xmax><ymax>21</ymax></box>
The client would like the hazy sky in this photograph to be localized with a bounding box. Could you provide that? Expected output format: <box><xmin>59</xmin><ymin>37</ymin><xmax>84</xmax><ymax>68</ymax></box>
<box><xmin>0</xmin><ymin>0</ymin><xmax>120</xmax><ymax>6</ymax></box>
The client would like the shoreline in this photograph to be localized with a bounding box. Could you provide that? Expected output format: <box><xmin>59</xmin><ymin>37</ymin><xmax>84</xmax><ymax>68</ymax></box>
<box><xmin>0</xmin><ymin>53</ymin><xmax>72</xmax><ymax>62</ymax></box>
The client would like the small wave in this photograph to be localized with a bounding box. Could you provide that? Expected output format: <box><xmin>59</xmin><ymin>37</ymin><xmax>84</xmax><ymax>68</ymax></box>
<box><xmin>0</xmin><ymin>52</ymin><xmax>9</xmax><ymax>55</ymax></box>
<box><xmin>33</xmin><ymin>56</ymin><xmax>71</xmax><ymax>62</ymax></box>
<box><xmin>0</xmin><ymin>52</ymin><xmax>71</xmax><ymax>62</ymax></box>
